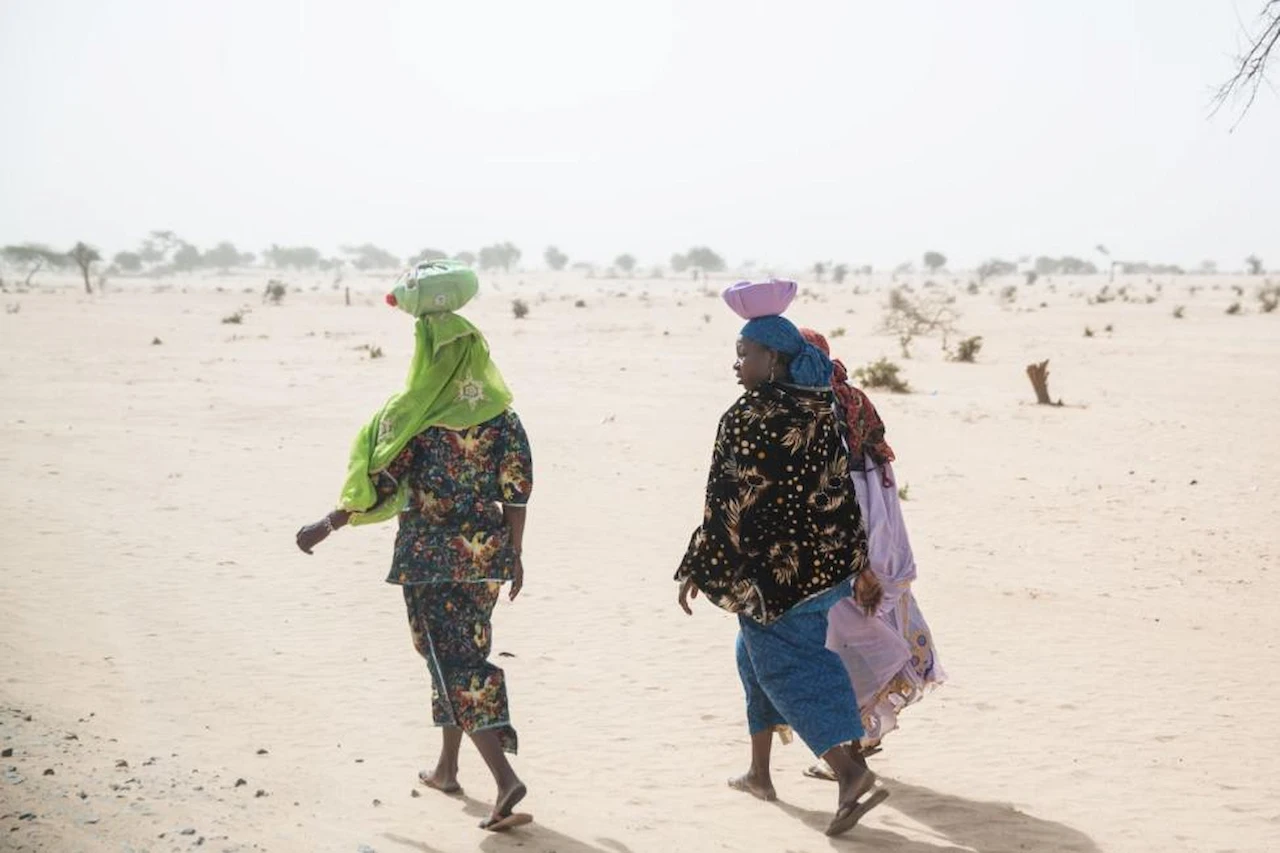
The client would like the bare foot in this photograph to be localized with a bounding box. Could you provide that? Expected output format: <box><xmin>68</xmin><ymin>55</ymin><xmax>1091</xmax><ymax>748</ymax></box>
<box><xmin>479</xmin><ymin>779</ymin><xmax>527</xmax><ymax>829</ymax></box>
<box><xmin>827</xmin><ymin>786</ymin><xmax>889</xmax><ymax>837</ymax></box>
<box><xmin>827</xmin><ymin>767</ymin><xmax>885</xmax><ymax>837</ymax></box>
<box><xmin>836</xmin><ymin>765</ymin><xmax>876</xmax><ymax>811</ymax></box>
<box><xmin>728</xmin><ymin>771</ymin><xmax>778</xmax><ymax>802</ymax></box>
<box><xmin>418</xmin><ymin>768</ymin><xmax>461</xmax><ymax>795</ymax></box>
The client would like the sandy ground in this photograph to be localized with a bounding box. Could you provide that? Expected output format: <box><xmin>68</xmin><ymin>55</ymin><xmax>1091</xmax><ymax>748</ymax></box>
<box><xmin>0</xmin><ymin>269</ymin><xmax>1277</xmax><ymax>853</ymax></box>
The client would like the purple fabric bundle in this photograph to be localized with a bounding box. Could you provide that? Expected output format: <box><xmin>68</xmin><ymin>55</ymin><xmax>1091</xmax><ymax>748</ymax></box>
<box><xmin>721</xmin><ymin>278</ymin><xmax>797</xmax><ymax>320</ymax></box>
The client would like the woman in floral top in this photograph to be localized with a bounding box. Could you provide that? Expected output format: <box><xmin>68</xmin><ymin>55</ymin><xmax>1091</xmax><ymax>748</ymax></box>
<box><xmin>298</xmin><ymin>409</ymin><xmax>532</xmax><ymax>829</ymax></box>
<box><xmin>296</xmin><ymin>266</ymin><xmax>534</xmax><ymax>832</ymax></box>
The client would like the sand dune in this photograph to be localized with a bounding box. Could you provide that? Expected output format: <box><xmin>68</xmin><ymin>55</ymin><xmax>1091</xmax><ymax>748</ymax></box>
<box><xmin>1</xmin><ymin>270</ymin><xmax>1277</xmax><ymax>852</ymax></box>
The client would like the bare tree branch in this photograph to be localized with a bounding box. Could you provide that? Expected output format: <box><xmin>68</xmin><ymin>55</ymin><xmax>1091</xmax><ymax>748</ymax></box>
<box><xmin>1213</xmin><ymin>0</ymin><xmax>1280</xmax><ymax>122</ymax></box>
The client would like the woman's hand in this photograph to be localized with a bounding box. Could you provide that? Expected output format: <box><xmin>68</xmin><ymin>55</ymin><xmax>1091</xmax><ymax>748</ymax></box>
<box><xmin>508</xmin><ymin>555</ymin><xmax>524</xmax><ymax>601</ymax></box>
<box><xmin>678</xmin><ymin>577</ymin><xmax>700</xmax><ymax>615</ymax></box>
<box><xmin>854</xmin><ymin>569</ymin><xmax>884</xmax><ymax>615</ymax></box>
<box><xmin>295</xmin><ymin>519</ymin><xmax>332</xmax><ymax>555</ymax></box>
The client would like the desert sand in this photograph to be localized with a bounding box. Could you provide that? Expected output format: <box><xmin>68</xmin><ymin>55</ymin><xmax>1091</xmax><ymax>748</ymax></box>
<box><xmin>1</xmin><ymin>269</ymin><xmax>1277</xmax><ymax>852</ymax></box>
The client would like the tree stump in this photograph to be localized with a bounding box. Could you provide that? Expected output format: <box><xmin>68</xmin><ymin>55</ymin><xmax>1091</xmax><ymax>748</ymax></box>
<box><xmin>1026</xmin><ymin>360</ymin><xmax>1061</xmax><ymax>406</ymax></box>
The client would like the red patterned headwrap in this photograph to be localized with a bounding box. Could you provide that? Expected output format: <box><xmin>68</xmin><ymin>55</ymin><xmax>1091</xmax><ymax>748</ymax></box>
<box><xmin>800</xmin><ymin>329</ymin><xmax>896</xmax><ymax>467</ymax></box>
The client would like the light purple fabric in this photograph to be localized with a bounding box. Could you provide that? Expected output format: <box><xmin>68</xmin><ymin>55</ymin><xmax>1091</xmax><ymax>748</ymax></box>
<box><xmin>721</xmin><ymin>278</ymin><xmax>797</xmax><ymax>320</ymax></box>
<box><xmin>827</xmin><ymin>596</ymin><xmax>910</xmax><ymax>707</ymax></box>
<box><xmin>826</xmin><ymin>456</ymin><xmax>945</xmax><ymax>745</ymax></box>
<box><xmin>856</xmin><ymin>460</ymin><xmax>917</xmax><ymax>615</ymax></box>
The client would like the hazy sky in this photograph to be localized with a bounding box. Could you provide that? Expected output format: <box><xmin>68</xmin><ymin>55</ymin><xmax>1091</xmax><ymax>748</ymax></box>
<box><xmin>2</xmin><ymin>0</ymin><xmax>1277</xmax><ymax>270</ymax></box>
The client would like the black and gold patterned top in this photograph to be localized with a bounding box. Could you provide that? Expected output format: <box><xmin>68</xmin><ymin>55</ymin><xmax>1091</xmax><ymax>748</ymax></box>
<box><xmin>676</xmin><ymin>383</ymin><xmax>867</xmax><ymax>625</ymax></box>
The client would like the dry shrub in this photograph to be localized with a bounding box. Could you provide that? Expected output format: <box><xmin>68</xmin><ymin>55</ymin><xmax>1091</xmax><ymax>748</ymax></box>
<box><xmin>949</xmin><ymin>335</ymin><xmax>983</xmax><ymax>363</ymax></box>
<box><xmin>1258</xmin><ymin>283</ymin><xmax>1279</xmax><ymax>314</ymax></box>
<box><xmin>1226</xmin><ymin>301</ymin><xmax>1242</xmax><ymax>315</ymax></box>
<box><xmin>263</xmin><ymin>280</ymin><xmax>287</xmax><ymax>305</ymax></box>
<box><xmin>512</xmin><ymin>299</ymin><xmax>530</xmax><ymax>319</ymax></box>
<box><xmin>830</xmin><ymin>327</ymin><xmax>846</xmax><ymax>338</ymax></box>
<box><xmin>1173</xmin><ymin>305</ymin><xmax>1186</xmax><ymax>319</ymax></box>
<box><xmin>222</xmin><ymin>310</ymin><xmax>245</xmax><ymax>325</ymax></box>
<box><xmin>879</xmin><ymin>287</ymin><xmax>960</xmax><ymax>358</ymax></box>
<box><xmin>852</xmin><ymin>358</ymin><xmax>911</xmax><ymax>393</ymax></box>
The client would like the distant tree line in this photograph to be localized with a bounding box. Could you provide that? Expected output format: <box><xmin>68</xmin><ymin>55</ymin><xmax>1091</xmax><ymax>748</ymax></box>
<box><xmin>2</xmin><ymin>232</ymin><xmax>1268</xmax><ymax>291</ymax></box>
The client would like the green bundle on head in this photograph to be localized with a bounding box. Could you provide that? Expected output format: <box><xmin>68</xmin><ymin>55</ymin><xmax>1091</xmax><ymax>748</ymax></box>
<box><xmin>343</xmin><ymin>260</ymin><xmax>511</xmax><ymax>526</ymax></box>
<box><xmin>385</xmin><ymin>259</ymin><xmax>479</xmax><ymax>317</ymax></box>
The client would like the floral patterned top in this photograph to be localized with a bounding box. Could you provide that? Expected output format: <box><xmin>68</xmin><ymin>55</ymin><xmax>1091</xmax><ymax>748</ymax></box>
<box><xmin>373</xmin><ymin>409</ymin><xmax>532</xmax><ymax>585</ymax></box>
<box><xmin>676</xmin><ymin>383</ymin><xmax>868</xmax><ymax>625</ymax></box>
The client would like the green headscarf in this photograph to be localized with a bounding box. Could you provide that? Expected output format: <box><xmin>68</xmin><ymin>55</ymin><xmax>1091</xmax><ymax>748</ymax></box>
<box><xmin>339</xmin><ymin>274</ymin><xmax>512</xmax><ymax>525</ymax></box>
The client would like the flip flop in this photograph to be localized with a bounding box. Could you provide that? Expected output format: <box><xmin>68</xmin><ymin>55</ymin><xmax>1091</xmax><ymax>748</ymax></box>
<box><xmin>417</xmin><ymin>770</ymin><xmax>462</xmax><ymax>795</ymax></box>
<box><xmin>804</xmin><ymin>743</ymin><xmax>884</xmax><ymax>782</ymax></box>
<box><xmin>826</xmin><ymin>787</ymin><xmax>890</xmax><ymax>837</ymax></box>
<box><xmin>803</xmin><ymin>763</ymin><xmax>839</xmax><ymax>782</ymax></box>
<box><xmin>480</xmin><ymin>812</ymin><xmax>533</xmax><ymax>832</ymax></box>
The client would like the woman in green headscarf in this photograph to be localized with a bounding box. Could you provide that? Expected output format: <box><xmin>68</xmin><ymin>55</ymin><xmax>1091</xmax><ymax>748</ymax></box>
<box><xmin>295</xmin><ymin>261</ymin><xmax>534</xmax><ymax>832</ymax></box>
